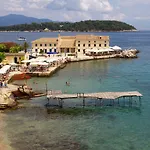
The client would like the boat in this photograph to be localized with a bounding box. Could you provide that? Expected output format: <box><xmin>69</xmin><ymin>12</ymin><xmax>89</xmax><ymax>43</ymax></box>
<box><xmin>17</xmin><ymin>37</ymin><xmax>26</xmax><ymax>41</ymax></box>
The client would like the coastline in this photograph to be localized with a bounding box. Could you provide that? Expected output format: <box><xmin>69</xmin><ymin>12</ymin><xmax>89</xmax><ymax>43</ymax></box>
<box><xmin>0</xmin><ymin>29</ymin><xmax>138</xmax><ymax>33</ymax></box>
<box><xmin>0</xmin><ymin>49</ymin><xmax>139</xmax><ymax>109</ymax></box>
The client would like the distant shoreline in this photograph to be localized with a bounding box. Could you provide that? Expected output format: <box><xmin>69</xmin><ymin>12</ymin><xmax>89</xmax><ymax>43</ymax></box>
<box><xmin>0</xmin><ymin>29</ymin><xmax>138</xmax><ymax>33</ymax></box>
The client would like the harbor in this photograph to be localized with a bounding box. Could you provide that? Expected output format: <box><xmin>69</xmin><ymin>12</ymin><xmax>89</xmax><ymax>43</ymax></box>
<box><xmin>0</xmin><ymin>31</ymin><xmax>149</xmax><ymax>150</ymax></box>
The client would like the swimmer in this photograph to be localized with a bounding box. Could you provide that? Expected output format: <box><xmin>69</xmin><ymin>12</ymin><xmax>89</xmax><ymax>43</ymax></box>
<box><xmin>66</xmin><ymin>81</ymin><xmax>70</xmax><ymax>86</ymax></box>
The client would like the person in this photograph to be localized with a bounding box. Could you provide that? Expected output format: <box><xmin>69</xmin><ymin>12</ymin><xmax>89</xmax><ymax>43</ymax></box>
<box><xmin>0</xmin><ymin>81</ymin><xmax>2</xmax><ymax>87</ymax></box>
<box><xmin>4</xmin><ymin>81</ymin><xmax>7</xmax><ymax>87</ymax></box>
<box><xmin>66</xmin><ymin>81</ymin><xmax>70</xmax><ymax>86</ymax></box>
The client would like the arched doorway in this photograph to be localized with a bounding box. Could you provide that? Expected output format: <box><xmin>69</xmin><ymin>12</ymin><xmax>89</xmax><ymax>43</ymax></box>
<box><xmin>14</xmin><ymin>57</ymin><xmax>18</xmax><ymax>63</ymax></box>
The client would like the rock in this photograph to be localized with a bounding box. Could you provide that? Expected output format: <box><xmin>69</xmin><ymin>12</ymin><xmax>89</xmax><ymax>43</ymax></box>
<box><xmin>0</xmin><ymin>88</ymin><xmax>17</xmax><ymax>108</ymax></box>
<box><xmin>116</xmin><ymin>49</ymin><xmax>138</xmax><ymax>58</ymax></box>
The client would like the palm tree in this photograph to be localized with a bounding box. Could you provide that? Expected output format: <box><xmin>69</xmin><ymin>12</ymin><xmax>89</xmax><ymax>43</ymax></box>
<box><xmin>22</xmin><ymin>42</ymin><xmax>29</xmax><ymax>53</ymax></box>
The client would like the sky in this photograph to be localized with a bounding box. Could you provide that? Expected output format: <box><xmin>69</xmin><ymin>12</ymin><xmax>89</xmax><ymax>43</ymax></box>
<box><xmin>0</xmin><ymin>0</ymin><xmax>150</xmax><ymax>30</ymax></box>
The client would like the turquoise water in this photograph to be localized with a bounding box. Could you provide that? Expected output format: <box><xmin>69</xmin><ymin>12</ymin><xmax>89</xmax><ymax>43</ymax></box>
<box><xmin>2</xmin><ymin>31</ymin><xmax>150</xmax><ymax>150</ymax></box>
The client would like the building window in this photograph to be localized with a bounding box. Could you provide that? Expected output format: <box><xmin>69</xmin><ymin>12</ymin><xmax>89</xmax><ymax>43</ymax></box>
<box><xmin>89</xmin><ymin>41</ymin><xmax>90</xmax><ymax>43</ymax></box>
<box><xmin>54</xmin><ymin>44</ymin><xmax>56</xmax><ymax>46</ymax></box>
<box><xmin>78</xmin><ymin>49</ymin><xmax>80</xmax><ymax>52</ymax></box>
<box><xmin>67</xmin><ymin>48</ymin><xmax>69</xmax><ymax>53</ymax></box>
<box><xmin>99</xmin><ymin>37</ymin><xmax>101</xmax><ymax>39</ymax></box>
<box><xmin>94</xmin><ymin>44</ymin><xmax>96</xmax><ymax>47</ymax></box>
<box><xmin>35</xmin><ymin>49</ymin><xmax>38</xmax><ymax>52</ymax></box>
<box><xmin>49</xmin><ymin>49</ymin><xmax>52</xmax><ymax>52</ymax></box>
<box><xmin>78</xmin><ymin>41</ymin><xmax>80</xmax><ymax>43</ymax></box>
<box><xmin>40</xmin><ymin>44</ymin><xmax>42</xmax><ymax>46</ymax></box>
<box><xmin>54</xmin><ymin>49</ymin><xmax>56</xmax><ymax>52</ymax></box>
<box><xmin>104</xmin><ymin>44</ymin><xmax>107</xmax><ymax>47</ymax></box>
<box><xmin>35</xmin><ymin>44</ymin><xmax>37</xmax><ymax>47</ymax></box>
<box><xmin>94</xmin><ymin>41</ymin><xmax>96</xmax><ymax>43</ymax></box>
<box><xmin>88</xmin><ymin>44</ymin><xmax>90</xmax><ymax>47</ymax></box>
<box><xmin>50</xmin><ymin>44</ymin><xmax>52</xmax><ymax>46</ymax></box>
<box><xmin>45</xmin><ymin>44</ymin><xmax>47</xmax><ymax>47</ymax></box>
<box><xmin>45</xmin><ymin>49</ymin><xmax>47</xmax><ymax>53</ymax></box>
<box><xmin>105</xmin><ymin>41</ymin><xmax>107</xmax><ymax>43</ymax></box>
<box><xmin>78</xmin><ymin>44</ymin><xmax>80</xmax><ymax>47</ymax></box>
<box><xmin>83</xmin><ymin>44</ymin><xmax>85</xmax><ymax>47</ymax></box>
<box><xmin>83</xmin><ymin>49</ymin><xmax>85</xmax><ymax>54</ymax></box>
<box><xmin>99</xmin><ymin>44</ymin><xmax>101</xmax><ymax>47</ymax></box>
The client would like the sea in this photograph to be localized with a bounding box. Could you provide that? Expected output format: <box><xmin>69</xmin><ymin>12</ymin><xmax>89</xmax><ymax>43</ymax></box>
<box><xmin>0</xmin><ymin>31</ymin><xmax>150</xmax><ymax>150</ymax></box>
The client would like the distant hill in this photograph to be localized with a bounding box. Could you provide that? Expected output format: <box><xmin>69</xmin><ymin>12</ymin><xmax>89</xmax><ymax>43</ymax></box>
<box><xmin>0</xmin><ymin>14</ymin><xmax>52</xmax><ymax>26</ymax></box>
<box><xmin>0</xmin><ymin>19</ymin><xmax>136</xmax><ymax>32</ymax></box>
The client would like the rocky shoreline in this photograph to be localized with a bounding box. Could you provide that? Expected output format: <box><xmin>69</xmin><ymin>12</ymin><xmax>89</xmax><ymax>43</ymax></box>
<box><xmin>116</xmin><ymin>49</ymin><xmax>139</xmax><ymax>58</ymax></box>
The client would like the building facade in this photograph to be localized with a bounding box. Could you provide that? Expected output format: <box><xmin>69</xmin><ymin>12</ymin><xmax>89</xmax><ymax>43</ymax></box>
<box><xmin>32</xmin><ymin>34</ymin><xmax>109</xmax><ymax>56</ymax></box>
<box><xmin>2</xmin><ymin>52</ymin><xmax>25</xmax><ymax>64</ymax></box>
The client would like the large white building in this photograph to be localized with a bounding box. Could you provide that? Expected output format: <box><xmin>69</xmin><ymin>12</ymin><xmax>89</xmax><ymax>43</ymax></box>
<box><xmin>32</xmin><ymin>34</ymin><xmax>110</xmax><ymax>56</ymax></box>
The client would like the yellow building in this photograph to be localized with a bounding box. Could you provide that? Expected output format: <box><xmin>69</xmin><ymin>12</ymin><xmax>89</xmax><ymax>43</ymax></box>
<box><xmin>32</xmin><ymin>34</ymin><xmax>109</xmax><ymax>55</ymax></box>
<box><xmin>2</xmin><ymin>53</ymin><xmax>25</xmax><ymax>64</ymax></box>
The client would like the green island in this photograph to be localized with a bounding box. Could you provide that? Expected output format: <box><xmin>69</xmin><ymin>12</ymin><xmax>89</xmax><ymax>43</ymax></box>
<box><xmin>0</xmin><ymin>20</ymin><xmax>136</xmax><ymax>32</ymax></box>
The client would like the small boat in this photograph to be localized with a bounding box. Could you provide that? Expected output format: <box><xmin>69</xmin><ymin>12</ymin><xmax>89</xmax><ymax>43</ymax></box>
<box><xmin>17</xmin><ymin>37</ymin><xmax>26</xmax><ymax>41</ymax></box>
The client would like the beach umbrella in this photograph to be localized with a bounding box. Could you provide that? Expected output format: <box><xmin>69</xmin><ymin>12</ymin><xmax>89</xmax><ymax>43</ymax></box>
<box><xmin>10</xmin><ymin>62</ymin><xmax>18</xmax><ymax>66</ymax></box>
<box><xmin>112</xmin><ymin>46</ymin><xmax>122</xmax><ymax>50</ymax></box>
<box><xmin>38</xmin><ymin>62</ymin><xmax>49</xmax><ymax>66</ymax></box>
<box><xmin>22</xmin><ymin>60</ymin><xmax>30</xmax><ymax>63</ymax></box>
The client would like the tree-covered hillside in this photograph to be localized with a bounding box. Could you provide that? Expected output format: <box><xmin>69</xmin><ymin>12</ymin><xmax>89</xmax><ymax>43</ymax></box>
<box><xmin>0</xmin><ymin>20</ymin><xmax>136</xmax><ymax>32</ymax></box>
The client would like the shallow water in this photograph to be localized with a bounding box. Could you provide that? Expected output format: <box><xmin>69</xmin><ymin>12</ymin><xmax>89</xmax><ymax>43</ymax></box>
<box><xmin>1</xmin><ymin>31</ymin><xmax>150</xmax><ymax>150</ymax></box>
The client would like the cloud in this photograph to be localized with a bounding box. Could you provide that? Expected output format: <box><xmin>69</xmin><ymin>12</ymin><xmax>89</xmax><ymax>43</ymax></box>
<box><xmin>1</xmin><ymin>0</ymin><xmax>150</xmax><ymax>29</ymax></box>
<box><xmin>27</xmin><ymin>0</ymin><xmax>53</xmax><ymax>9</ymax></box>
<box><xmin>112</xmin><ymin>0</ymin><xmax>150</xmax><ymax>7</ymax></box>
<box><xmin>4</xmin><ymin>0</ymin><xmax>24</xmax><ymax>12</ymax></box>
<box><xmin>103</xmin><ymin>13</ymin><xmax>126</xmax><ymax>21</ymax></box>
<box><xmin>63</xmin><ymin>11</ymin><xmax>92</xmax><ymax>21</ymax></box>
<box><xmin>47</xmin><ymin>0</ymin><xmax>113</xmax><ymax>12</ymax></box>
<box><xmin>134</xmin><ymin>16</ymin><xmax>150</xmax><ymax>20</ymax></box>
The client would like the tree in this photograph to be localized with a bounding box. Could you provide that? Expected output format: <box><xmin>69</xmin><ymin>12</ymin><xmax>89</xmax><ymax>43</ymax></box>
<box><xmin>22</xmin><ymin>42</ymin><xmax>29</xmax><ymax>53</ymax></box>
<box><xmin>0</xmin><ymin>52</ymin><xmax>5</xmax><ymax>62</ymax></box>
<box><xmin>39</xmin><ymin>49</ymin><xmax>44</xmax><ymax>55</ymax></box>
<box><xmin>0</xmin><ymin>44</ymin><xmax>6</xmax><ymax>52</ymax></box>
<box><xmin>0</xmin><ymin>20</ymin><xmax>136</xmax><ymax>32</ymax></box>
<box><xmin>9</xmin><ymin>45</ymin><xmax>23</xmax><ymax>53</ymax></box>
<box><xmin>1</xmin><ymin>42</ymin><xmax>17</xmax><ymax>52</ymax></box>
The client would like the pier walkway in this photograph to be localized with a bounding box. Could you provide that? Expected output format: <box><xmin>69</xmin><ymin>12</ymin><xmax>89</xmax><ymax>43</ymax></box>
<box><xmin>46</xmin><ymin>91</ymin><xmax>142</xmax><ymax>108</ymax></box>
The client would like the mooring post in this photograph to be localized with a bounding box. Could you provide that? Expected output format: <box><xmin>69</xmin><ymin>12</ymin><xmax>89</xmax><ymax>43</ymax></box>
<box><xmin>129</xmin><ymin>97</ymin><xmax>131</xmax><ymax>107</ymax></box>
<box><xmin>60</xmin><ymin>99</ymin><xmax>63</xmax><ymax>108</ymax></box>
<box><xmin>123</xmin><ymin>97</ymin><xmax>125</xmax><ymax>107</ymax></box>
<box><xmin>139</xmin><ymin>96</ymin><xmax>142</xmax><ymax>106</ymax></box>
<box><xmin>83</xmin><ymin>93</ymin><xmax>85</xmax><ymax>108</ymax></box>
<box><xmin>113</xmin><ymin>99</ymin><xmax>114</xmax><ymax>106</ymax></box>
<box><xmin>95</xmin><ymin>99</ymin><xmax>97</xmax><ymax>107</ymax></box>
<box><xmin>47</xmin><ymin>98</ymin><xmax>50</xmax><ymax>105</ymax></box>
<box><xmin>58</xmin><ymin>99</ymin><xmax>61</xmax><ymax>107</ymax></box>
<box><xmin>118</xmin><ymin>98</ymin><xmax>120</xmax><ymax>106</ymax></box>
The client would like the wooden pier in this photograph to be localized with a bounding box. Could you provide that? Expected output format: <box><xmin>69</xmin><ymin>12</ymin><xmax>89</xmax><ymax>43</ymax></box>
<box><xmin>46</xmin><ymin>91</ymin><xmax>142</xmax><ymax>108</ymax></box>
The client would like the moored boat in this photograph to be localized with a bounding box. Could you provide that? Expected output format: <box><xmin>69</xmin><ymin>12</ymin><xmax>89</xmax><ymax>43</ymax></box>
<box><xmin>17</xmin><ymin>37</ymin><xmax>26</xmax><ymax>41</ymax></box>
